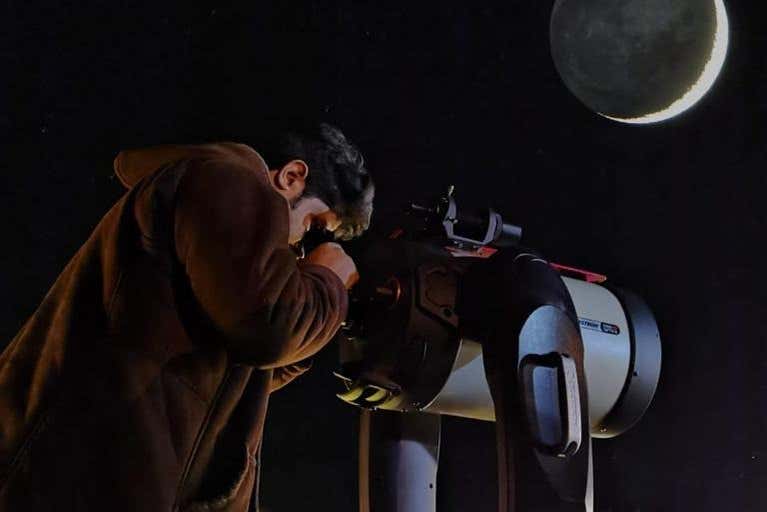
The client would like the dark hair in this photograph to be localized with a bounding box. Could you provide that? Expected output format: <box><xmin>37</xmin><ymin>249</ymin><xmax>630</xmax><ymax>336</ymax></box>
<box><xmin>256</xmin><ymin>123</ymin><xmax>374</xmax><ymax>241</ymax></box>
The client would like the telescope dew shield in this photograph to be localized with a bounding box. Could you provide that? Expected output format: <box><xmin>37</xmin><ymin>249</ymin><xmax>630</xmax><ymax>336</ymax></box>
<box><xmin>593</xmin><ymin>285</ymin><xmax>662</xmax><ymax>437</ymax></box>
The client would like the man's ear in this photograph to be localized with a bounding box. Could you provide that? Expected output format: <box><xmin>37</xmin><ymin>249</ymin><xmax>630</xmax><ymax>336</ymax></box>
<box><xmin>273</xmin><ymin>160</ymin><xmax>309</xmax><ymax>201</ymax></box>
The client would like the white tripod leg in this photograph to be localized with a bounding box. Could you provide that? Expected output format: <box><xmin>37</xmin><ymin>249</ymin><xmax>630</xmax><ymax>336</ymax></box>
<box><xmin>359</xmin><ymin>410</ymin><xmax>441</xmax><ymax>512</ymax></box>
<box><xmin>585</xmin><ymin>438</ymin><xmax>594</xmax><ymax>512</ymax></box>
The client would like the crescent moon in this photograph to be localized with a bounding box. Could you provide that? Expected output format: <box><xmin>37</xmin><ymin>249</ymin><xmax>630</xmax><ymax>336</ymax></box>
<box><xmin>604</xmin><ymin>0</ymin><xmax>730</xmax><ymax>124</ymax></box>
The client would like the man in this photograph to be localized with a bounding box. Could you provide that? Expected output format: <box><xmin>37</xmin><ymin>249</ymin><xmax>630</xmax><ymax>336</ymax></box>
<box><xmin>0</xmin><ymin>123</ymin><xmax>374</xmax><ymax>511</ymax></box>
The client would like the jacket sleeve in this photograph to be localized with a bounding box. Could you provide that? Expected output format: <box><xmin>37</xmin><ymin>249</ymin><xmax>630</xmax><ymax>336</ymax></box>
<box><xmin>172</xmin><ymin>158</ymin><xmax>349</xmax><ymax>369</ymax></box>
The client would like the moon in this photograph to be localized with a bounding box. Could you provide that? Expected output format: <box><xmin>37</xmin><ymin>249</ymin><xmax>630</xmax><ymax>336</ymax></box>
<box><xmin>550</xmin><ymin>0</ymin><xmax>729</xmax><ymax>124</ymax></box>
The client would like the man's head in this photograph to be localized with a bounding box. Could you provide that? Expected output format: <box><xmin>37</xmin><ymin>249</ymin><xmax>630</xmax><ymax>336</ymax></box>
<box><xmin>260</xmin><ymin>123</ymin><xmax>374</xmax><ymax>246</ymax></box>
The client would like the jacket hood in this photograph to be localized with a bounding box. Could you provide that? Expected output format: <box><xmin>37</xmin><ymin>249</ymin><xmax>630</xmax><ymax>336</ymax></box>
<box><xmin>113</xmin><ymin>142</ymin><xmax>270</xmax><ymax>189</ymax></box>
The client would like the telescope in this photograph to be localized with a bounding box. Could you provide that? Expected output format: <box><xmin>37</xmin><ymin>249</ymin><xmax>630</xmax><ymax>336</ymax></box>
<box><xmin>332</xmin><ymin>188</ymin><xmax>662</xmax><ymax>512</ymax></box>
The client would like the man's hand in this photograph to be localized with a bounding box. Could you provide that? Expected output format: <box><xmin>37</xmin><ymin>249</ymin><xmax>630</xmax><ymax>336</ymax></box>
<box><xmin>305</xmin><ymin>242</ymin><xmax>359</xmax><ymax>289</ymax></box>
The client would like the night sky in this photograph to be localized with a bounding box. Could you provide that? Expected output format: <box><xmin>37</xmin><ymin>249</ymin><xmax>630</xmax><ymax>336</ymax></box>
<box><xmin>2</xmin><ymin>1</ymin><xmax>765</xmax><ymax>510</ymax></box>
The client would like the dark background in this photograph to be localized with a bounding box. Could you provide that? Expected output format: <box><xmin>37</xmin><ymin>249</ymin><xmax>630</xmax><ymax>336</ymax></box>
<box><xmin>1</xmin><ymin>1</ymin><xmax>765</xmax><ymax>510</ymax></box>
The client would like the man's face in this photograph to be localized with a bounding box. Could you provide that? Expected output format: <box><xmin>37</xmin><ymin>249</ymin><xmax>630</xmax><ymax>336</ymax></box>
<box><xmin>267</xmin><ymin>160</ymin><xmax>341</xmax><ymax>245</ymax></box>
<box><xmin>287</xmin><ymin>196</ymin><xmax>341</xmax><ymax>245</ymax></box>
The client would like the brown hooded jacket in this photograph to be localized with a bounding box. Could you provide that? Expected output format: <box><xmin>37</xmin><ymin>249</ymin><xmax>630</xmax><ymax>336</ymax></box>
<box><xmin>0</xmin><ymin>142</ymin><xmax>348</xmax><ymax>511</ymax></box>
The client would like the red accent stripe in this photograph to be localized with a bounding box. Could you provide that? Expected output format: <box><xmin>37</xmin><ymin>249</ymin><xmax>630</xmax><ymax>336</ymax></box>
<box><xmin>550</xmin><ymin>262</ymin><xmax>607</xmax><ymax>283</ymax></box>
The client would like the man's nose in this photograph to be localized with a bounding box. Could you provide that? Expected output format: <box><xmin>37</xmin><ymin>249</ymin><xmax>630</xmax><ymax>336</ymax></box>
<box><xmin>316</xmin><ymin>212</ymin><xmax>342</xmax><ymax>232</ymax></box>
